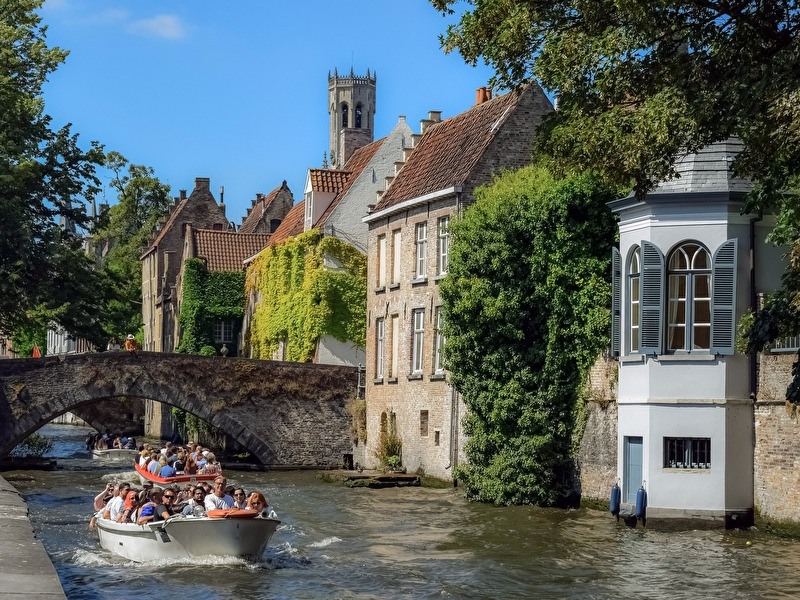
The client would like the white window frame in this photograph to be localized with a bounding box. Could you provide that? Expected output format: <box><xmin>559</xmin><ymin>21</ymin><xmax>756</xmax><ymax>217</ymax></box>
<box><xmin>377</xmin><ymin>234</ymin><xmax>387</xmax><ymax>288</ymax></box>
<box><xmin>411</xmin><ymin>308</ymin><xmax>425</xmax><ymax>374</ymax></box>
<box><xmin>629</xmin><ymin>246</ymin><xmax>641</xmax><ymax>353</ymax></box>
<box><xmin>391</xmin><ymin>229</ymin><xmax>401</xmax><ymax>285</ymax></box>
<box><xmin>213</xmin><ymin>320</ymin><xmax>234</xmax><ymax>344</ymax></box>
<box><xmin>667</xmin><ymin>242</ymin><xmax>711</xmax><ymax>352</ymax></box>
<box><xmin>437</xmin><ymin>216</ymin><xmax>449</xmax><ymax>275</ymax></box>
<box><xmin>433</xmin><ymin>306</ymin><xmax>445</xmax><ymax>373</ymax></box>
<box><xmin>389</xmin><ymin>315</ymin><xmax>399</xmax><ymax>379</ymax></box>
<box><xmin>415</xmin><ymin>222</ymin><xmax>427</xmax><ymax>280</ymax></box>
<box><xmin>375</xmin><ymin>317</ymin><xmax>385</xmax><ymax>379</ymax></box>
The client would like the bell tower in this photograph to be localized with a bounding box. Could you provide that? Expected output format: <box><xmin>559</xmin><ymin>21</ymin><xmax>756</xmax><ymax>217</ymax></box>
<box><xmin>328</xmin><ymin>67</ymin><xmax>376</xmax><ymax>169</ymax></box>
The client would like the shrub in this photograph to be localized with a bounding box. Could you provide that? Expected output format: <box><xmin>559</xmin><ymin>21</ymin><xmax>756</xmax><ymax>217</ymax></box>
<box><xmin>12</xmin><ymin>432</ymin><xmax>54</xmax><ymax>457</ymax></box>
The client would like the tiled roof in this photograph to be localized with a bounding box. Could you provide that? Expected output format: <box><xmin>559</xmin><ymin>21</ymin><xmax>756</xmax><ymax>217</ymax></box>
<box><xmin>267</xmin><ymin>201</ymin><xmax>305</xmax><ymax>246</ymax></box>
<box><xmin>193</xmin><ymin>229</ymin><xmax>270</xmax><ymax>271</ymax></box>
<box><xmin>316</xmin><ymin>137</ymin><xmax>385</xmax><ymax>226</ymax></box>
<box><xmin>652</xmin><ymin>139</ymin><xmax>752</xmax><ymax>195</ymax></box>
<box><xmin>239</xmin><ymin>182</ymin><xmax>288</xmax><ymax>234</ymax></box>
<box><xmin>309</xmin><ymin>169</ymin><xmax>351</xmax><ymax>193</ymax></box>
<box><xmin>374</xmin><ymin>89</ymin><xmax>522</xmax><ymax>211</ymax></box>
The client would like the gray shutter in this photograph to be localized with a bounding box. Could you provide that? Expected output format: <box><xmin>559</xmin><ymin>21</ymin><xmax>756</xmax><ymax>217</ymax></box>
<box><xmin>640</xmin><ymin>241</ymin><xmax>664</xmax><ymax>355</ymax></box>
<box><xmin>611</xmin><ymin>247</ymin><xmax>622</xmax><ymax>357</ymax></box>
<box><xmin>711</xmin><ymin>239</ymin><xmax>738</xmax><ymax>355</ymax></box>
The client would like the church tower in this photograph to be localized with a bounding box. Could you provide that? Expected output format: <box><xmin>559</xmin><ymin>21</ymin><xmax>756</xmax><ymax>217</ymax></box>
<box><xmin>328</xmin><ymin>68</ymin><xmax>376</xmax><ymax>169</ymax></box>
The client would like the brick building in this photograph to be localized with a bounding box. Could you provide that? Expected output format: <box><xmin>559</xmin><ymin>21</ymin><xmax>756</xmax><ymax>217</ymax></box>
<box><xmin>237</xmin><ymin>181</ymin><xmax>294</xmax><ymax>235</ymax></box>
<box><xmin>362</xmin><ymin>84</ymin><xmax>553</xmax><ymax>479</ymax></box>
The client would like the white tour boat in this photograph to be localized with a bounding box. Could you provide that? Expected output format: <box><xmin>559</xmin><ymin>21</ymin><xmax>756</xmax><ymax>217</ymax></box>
<box><xmin>95</xmin><ymin>511</ymin><xmax>280</xmax><ymax>562</ymax></box>
<box><xmin>92</xmin><ymin>448</ymin><xmax>139</xmax><ymax>462</ymax></box>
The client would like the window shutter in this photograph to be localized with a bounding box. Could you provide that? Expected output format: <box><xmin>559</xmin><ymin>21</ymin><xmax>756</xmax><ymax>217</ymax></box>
<box><xmin>711</xmin><ymin>239</ymin><xmax>738</xmax><ymax>355</ymax></box>
<box><xmin>640</xmin><ymin>241</ymin><xmax>664</xmax><ymax>355</ymax></box>
<box><xmin>611</xmin><ymin>247</ymin><xmax>622</xmax><ymax>357</ymax></box>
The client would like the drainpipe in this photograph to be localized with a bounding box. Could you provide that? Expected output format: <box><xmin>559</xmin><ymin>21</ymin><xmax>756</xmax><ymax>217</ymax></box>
<box><xmin>749</xmin><ymin>211</ymin><xmax>763</xmax><ymax>398</ymax></box>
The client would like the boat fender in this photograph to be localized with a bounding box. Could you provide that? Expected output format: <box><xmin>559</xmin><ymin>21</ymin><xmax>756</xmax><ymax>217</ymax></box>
<box><xmin>634</xmin><ymin>486</ymin><xmax>647</xmax><ymax>519</ymax></box>
<box><xmin>207</xmin><ymin>508</ymin><xmax>259</xmax><ymax>519</ymax></box>
<box><xmin>609</xmin><ymin>483</ymin><xmax>621</xmax><ymax>516</ymax></box>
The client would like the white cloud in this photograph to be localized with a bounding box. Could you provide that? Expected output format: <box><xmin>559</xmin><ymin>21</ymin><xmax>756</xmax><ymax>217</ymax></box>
<box><xmin>127</xmin><ymin>14</ymin><xmax>186</xmax><ymax>40</ymax></box>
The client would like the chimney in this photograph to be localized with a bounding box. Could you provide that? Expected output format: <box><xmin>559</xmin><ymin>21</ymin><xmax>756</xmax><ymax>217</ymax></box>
<box><xmin>179</xmin><ymin>190</ymin><xmax>187</xmax><ymax>201</ymax></box>
<box><xmin>219</xmin><ymin>185</ymin><xmax>225</xmax><ymax>204</ymax></box>
<box><xmin>475</xmin><ymin>87</ymin><xmax>491</xmax><ymax>105</ymax></box>
<box><xmin>194</xmin><ymin>177</ymin><xmax>210</xmax><ymax>191</ymax></box>
<box><xmin>428</xmin><ymin>110</ymin><xmax>442</xmax><ymax>123</ymax></box>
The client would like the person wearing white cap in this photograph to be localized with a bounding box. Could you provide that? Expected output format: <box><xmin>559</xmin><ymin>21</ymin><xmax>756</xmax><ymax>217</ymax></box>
<box><xmin>125</xmin><ymin>334</ymin><xmax>137</xmax><ymax>354</ymax></box>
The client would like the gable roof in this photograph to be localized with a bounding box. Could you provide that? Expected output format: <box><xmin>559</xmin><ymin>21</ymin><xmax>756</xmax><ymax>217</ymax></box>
<box><xmin>141</xmin><ymin>197</ymin><xmax>190</xmax><ymax>258</ymax></box>
<box><xmin>374</xmin><ymin>88</ymin><xmax>523</xmax><ymax>212</ymax></box>
<box><xmin>267</xmin><ymin>201</ymin><xmax>305</xmax><ymax>246</ymax></box>
<box><xmin>193</xmin><ymin>230</ymin><xmax>270</xmax><ymax>271</ymax></box>
<box><xmin>316</xmin><ymin>137</ymin><xmax>385</xmax><ymax>227</ymax></box>
<box><xmin>239</xmin><ymin>181</ymin><xmax>291</xmax><ymax>234</ymax></box>
<box><xmin>309</xmin><ymin>169</ymin><xmax>352</xmax><ymax>193</ymax></box>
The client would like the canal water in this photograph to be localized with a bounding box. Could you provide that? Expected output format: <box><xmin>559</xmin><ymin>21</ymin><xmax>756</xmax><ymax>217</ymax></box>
<box><xmin>7</xmin><ymin>423</ymin><xmax>800</xmax><ymax>599</ymax></box>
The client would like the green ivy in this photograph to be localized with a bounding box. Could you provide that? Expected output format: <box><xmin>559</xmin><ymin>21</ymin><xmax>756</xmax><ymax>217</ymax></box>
<box><xmin>176</xmin><ymin>258</ymin><xmax>245</xmax><ymax>355</ymax></box>
<box><xmin>244</xmin><ymin>229</ymin><xmax>366</xmax><ymax>361</ymax></box>
<box><xmin>441</xmin><ymin>165</ymin><xmax>618</xmax><ymax>506</ymax></box>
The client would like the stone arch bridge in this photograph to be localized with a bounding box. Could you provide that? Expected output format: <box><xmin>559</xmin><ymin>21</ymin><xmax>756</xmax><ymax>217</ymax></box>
<box><xmin>0</xmin><ymin>352</ymin><xmax>358</xmax><ymax>467</ymax></box>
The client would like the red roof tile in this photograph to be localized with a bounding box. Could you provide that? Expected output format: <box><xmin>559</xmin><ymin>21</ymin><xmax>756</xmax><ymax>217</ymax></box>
<box><xmin>193</xmin><ymin>229</ymin><xmax>270</xmax><ymax>271</ymax></box>
<box><xmin>267</xmin><ymin>201</ymin><xmax>306</xmax><ymax>246</ymax></box>
<box><xmin>309</xmin><ymin>169</ymin><xmax>351</xmax><ymax>193</ymax></box>
<box><xmin>374</xmin><ymin>89</ymin><xmax>523</xmax><ymax>211</ymax></box>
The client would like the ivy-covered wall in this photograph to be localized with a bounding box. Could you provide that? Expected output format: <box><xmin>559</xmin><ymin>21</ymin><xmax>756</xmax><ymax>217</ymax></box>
<box><xmin>244</xmin><ymin>229</ymin><xmax>366</xmax><ymax>361</ymax></box>
<box><xmin>177</xmin><ymin>258</ymin><xmax>246</xmax><ymax>355</ymax></box>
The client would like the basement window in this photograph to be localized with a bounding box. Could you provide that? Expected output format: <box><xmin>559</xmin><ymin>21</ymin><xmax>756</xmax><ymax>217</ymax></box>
<box><xmin>664</xmin><ymin>437</ymin><xmax>711</xmax><ymax>469</ymax></box>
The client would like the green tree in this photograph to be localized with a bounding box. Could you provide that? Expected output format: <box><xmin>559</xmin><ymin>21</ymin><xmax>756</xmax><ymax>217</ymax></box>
<box><xmin>92</xmin><ymin>152</ymin><xmax>172</xmax><ymax>337</ymax></box>
<box><xmin>441</xmin><ymin>166</ymin><xmax>617</xmax><ymax>505</ymax></box>
<box><xmin>0</xmin><ymin>0</ymin><xmax>114</xmax><ymax>346</ymax></box>
<box><xmin>431</xmin><ymin>0</ymin><xmax>800</xmax><ymax>397</ymax></box>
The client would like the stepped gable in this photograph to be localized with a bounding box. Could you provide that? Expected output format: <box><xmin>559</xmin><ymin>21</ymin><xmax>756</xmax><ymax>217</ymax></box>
<box><xmin>267</xmin><ymin>201</ymin><xmax>306</xmax><ymax>247</ymax></box>
<box><xmin>141</xmin><ymin>196</ymin><xmax>190</xmax><ymax>259</ymax></box>
<box><xmin>374</xmin><ymin>88</ymin><xmax>522</xmax><ymax>211</ymax></box>
<box><xmin>652</xmin><ymin>138</ymin><xmax>752</xmax><ymax>195</ymax></box>
<box><xmin>239</xmin><ymin>181</ymin><xmax>291</xmax><ymax>234</ymax></box>
<box><xmin>316</xmin><ymin>137</ymin><xmax>384</xmax><ymax>227</ymax></box>
<box><xmin>193</xmin><ymin>229</ymin><xmax>270</xmax><ymax>271</ymax></box>
<box><xmin>309</xmin><ymin>169</ymin><xmax>352</xmax><ymax>193</ymax></box>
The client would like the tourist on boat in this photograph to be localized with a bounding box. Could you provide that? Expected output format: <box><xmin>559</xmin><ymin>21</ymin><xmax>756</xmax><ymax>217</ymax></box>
<box><xmin>112</xmin><ymin>435</ymin><xmax>123</xmax><ymax>449</ymax></box>
<box><xmin>205</xmin><ymin>476</ymin><xmax>234</xmax><ymax>510</ymax></box>
<box><xmin>94</xmin><ymin>433</ymin><xmax>108</xmax><ymax>450</ymax></box>
<box><xmin>196</xmin><ymin>449</ymin><xmax>209</xmax><ymax>471</ymax></box>
<box><xmin>116</xmin><ymin>490</ymin><xmax>140</xmax><ymax>523</ymax></box>
<box><xmin>138</xmin><ymin>448</ymin><xmax>149</xmax><ymax>467</ymax></box>
<box><xmin>232</xmin><ymin>488</ymin><xmax>248</xmax><ymax>509</ymax></box>
<box><xmin>103</xmin><ymin>482</ymin><xmax>131</xmax><ymax>521</ymax></box>
<box><xmin>182</xmin><ymin>487</ymin><xmax>207</xmax><ymax>517</ymax></box>
<box><xmin>173</xmin><ymin>450</ymin><xmax>186</xmax><ymax>474</ymax></box>
<box><xmin>199</xmin><ymin>452</ymin><xmax>221</xmax><ymax>475</ymax></box>
<box><xmin>93</xmin><ymin>482</ymin><xmax>115</xmax><ymax>511</ymax></box>
<box><xmin>246</xmin><ymin>492</ymin><xmax>269</xmax><ymax>517</ymax></box>
<box><xmin>136</xmin><ymin>488</ymin><xmax>161</xmax><ymax>525</ymax></box>
<box><xmin>159</xmin><ymin>458</ymin><xmax>176</xmax><ymax>479</ymax></box>
<box><xmin>151</xmin><ymin>488</ymin><xmax>178</xmax><ymax>522</ymax></box>
<box><xmin>85</xmin><ymin>432</ymin><xmax>95</xmax><ymax>451</ymax></box>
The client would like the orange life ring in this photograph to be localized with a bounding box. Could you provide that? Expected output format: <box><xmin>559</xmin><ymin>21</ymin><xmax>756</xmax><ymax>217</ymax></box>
<box><xmin>206</xmin><ymin>508</ymin><xmax>258</xmax><ymax>519</ymax></box>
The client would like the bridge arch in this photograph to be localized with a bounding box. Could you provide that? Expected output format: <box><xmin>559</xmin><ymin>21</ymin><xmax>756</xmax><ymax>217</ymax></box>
<box><xmin>0</xmin><ymin>353</ymin><xmax>357</xmax><ymax>466</ymax></box>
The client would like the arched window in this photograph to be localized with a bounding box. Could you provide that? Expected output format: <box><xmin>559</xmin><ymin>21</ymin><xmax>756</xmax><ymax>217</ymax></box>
<box><xmin>667</xmin><ymin>242</ymin><xmax>711</xmax><ymax>351</ymax></box>
<box><xmin>355</xmin><ymin>104</ymin><xmax>362</xmax><ymax>128</ymax></box>
<box><xmin>628</xmin><ymin>246</ymin><xmax>641</xmax><ymax>352</ymax></box>
<box><xmin>341</xmin><ymin>103</ymin><xmax>349</xmax><ymax>128</ymax></box>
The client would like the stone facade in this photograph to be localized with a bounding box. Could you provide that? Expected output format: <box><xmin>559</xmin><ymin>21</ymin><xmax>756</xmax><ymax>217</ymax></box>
<box><xmin>363</xmin><ymin>84</ymin><xmax>553</xmax><ymax>480</ymax></box>
<box><xmin>0</xmin><ymin>353</ymin><xmax>357</xmax><ymax>467</ymax></box>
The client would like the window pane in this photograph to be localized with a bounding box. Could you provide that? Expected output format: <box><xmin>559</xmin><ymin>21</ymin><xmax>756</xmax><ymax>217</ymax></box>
<box><xmin>694</xmin><ymin>299</ymin><xmax>711</xmax><ymax>323</ymax></box>
<box><xmin>668</xmin><ymin>325</ymin><xmax>685</xmax><ymax>350</ymax></box>
<box><xmin>669</xmin><ymin>274</ymin><xmax>686</xmax><ymax>299</ymax></box>
<box><xmin>694</xmin><ymin>274</ymin><xmax>711</xmax><ymax>299</ymax></box>
<box><xmin>694</xmin><ymin>325</ymin><xmax>710</xmax><ymax>350</ymax></box>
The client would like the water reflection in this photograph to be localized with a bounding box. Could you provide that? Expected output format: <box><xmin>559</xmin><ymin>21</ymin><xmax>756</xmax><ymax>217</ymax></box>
<box><xmin>7</xmin><ymin>424</ymin><xmax>800</xmax><ymax>599</ymax></box>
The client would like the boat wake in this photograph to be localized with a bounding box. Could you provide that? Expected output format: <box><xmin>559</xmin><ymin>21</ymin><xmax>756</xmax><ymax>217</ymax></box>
<box><xmin>72</xmin><ymin>547</ymin><xmax>252</xmax><ymax>568</ymax></box>
<box><xmin>307</xmin><ymin>536</ymin><xmax>342</xmax><ymax>548</ymax></box>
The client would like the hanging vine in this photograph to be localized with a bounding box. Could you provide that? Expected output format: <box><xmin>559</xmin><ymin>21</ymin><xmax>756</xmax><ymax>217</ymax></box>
<box><xmin>244</xmin><ymin>229</ymin><xmax>366</xmax><ymax>361</ymax></box>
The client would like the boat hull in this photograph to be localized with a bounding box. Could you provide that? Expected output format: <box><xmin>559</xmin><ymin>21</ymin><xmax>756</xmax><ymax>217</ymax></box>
<box><xmin>95</xmin><ymin>516</ymin><xmax>280</xmax><ymax>562</ymax></box>
<box><xmin>134</xmin><ymin>462</ymin><xmax>218</xmax><ymax>486</ymax></box>
<box><xmin>92</xmin><ymin>449</ymin><xmax>138</xmax><ymax>462</ymax></box>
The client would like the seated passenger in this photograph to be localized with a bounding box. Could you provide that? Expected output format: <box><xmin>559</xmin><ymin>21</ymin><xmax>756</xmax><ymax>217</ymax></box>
<box><xmin>137</xmin><ymin>488</ymin><xmax>172</xmax><ymax>524</ymax></box>
<box><xmin>246</xmin><ymin>491</ymin><xmax>270</xmax><ymax>517</ymax></box>
<box><xmin>200</xmin><ymin>452</ymin><xmax>221</xmax><ymax>475</ymax></box>
<box><xmin>116</xmin><ymin>490</ymin><xmax>140</xmax><ymax>523</ymax></box>
<box><xmin>159</xmin><ymin>458</ymin><xmax>176</xmax><ymax>479</ymax></box>
<box><xmin>102</xmin><ymin>482</ymin><xmax>131</xmax><ymax>521</ymax></box>
<box><xmin>182</xmin><ymin>487</ymin><xmax>207</xmax><ymax>517</ymax></box>
<box><xmin>232</xmin><ymin>488</ymin><xmax>248</xmax><ymax>509</ymax></box>
<box><xmin>204</xmin><ymin>476</ymin><xmax>234</xmax><ymax>511</ymax></box>
<box><xmin>151</xmin><ymin>488</ymin><xmax>178</xmax><ymax>522</ymax></box>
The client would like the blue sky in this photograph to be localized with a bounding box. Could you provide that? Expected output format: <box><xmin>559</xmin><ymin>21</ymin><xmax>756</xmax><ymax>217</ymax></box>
<box><xmin>39</xmin><ymin>0</ymin><xmax>498</xmax><ymax>227</ymax></box>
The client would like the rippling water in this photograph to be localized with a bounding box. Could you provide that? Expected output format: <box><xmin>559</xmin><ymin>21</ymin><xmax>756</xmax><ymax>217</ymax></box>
<box><xmin>7</xmin><ymin>424</ymin><xmax>800</xmax><ymax>599</ymax></box>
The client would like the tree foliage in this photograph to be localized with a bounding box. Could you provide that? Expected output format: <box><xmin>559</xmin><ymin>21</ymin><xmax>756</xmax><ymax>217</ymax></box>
<box><xmin>0</xmin><ymin>0</ymin><xmax>114</xmax><ymax>346</ymax></box>
<box><xmin>92</xmin><ymin>152</ymin><xmax>172</xmax><ymax>338</ymax></box>
<box><xmin>441</xmin><ymin>166</ymin><xmax>617</xmax><ymax>505</ymax></box>
<box><xmin>432</xmin><ymin>0</ymin><xmax>800</xmax><ymax>398</ymax></box>
<box><xmin>244</xmin><ymin>229</ymin><xmax>366</xmax><ymax>361</ymax></box>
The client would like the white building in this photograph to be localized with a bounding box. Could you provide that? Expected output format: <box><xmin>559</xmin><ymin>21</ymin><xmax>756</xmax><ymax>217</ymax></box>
<box><xmin>609</xmin><ymin>139</ymin><xmax>785</xmax><ymax>525</ymax></box>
